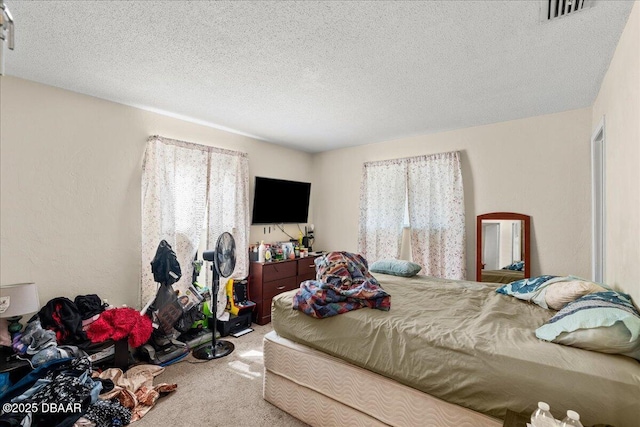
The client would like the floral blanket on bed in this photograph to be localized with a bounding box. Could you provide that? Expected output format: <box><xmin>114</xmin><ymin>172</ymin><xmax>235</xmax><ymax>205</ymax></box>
<box><xmin>292</xmin><ymin>251</ymin><xmax>391</xmax><ymax>319</ymax></box>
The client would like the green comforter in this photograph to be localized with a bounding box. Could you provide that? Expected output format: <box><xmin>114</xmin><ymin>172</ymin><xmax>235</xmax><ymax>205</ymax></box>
<box><xmin>272</xmin><ymin>274</ymin><xmax>640</xmax><ymax>427</ymax></box>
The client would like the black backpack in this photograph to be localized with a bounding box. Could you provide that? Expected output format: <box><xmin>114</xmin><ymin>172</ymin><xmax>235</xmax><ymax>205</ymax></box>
<box><xmin>150</xmin><ymin>240</ymin><xmax>182</xmax><ymax>285</ymax></box>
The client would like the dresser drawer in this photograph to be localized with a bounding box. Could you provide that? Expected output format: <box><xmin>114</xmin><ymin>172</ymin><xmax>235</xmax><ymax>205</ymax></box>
<box><xmin>297</xmin><ymin>271</ymin><xmax>316</xmax><ymax>283</ymax></box>
<box><xmin>262</xmin><ymin>261</ymin><xmax>297</xmax><ymax>282</ymax></box>
<box><xmin>297</xmin><ymin>257</ymin><xmax>318</xmax><ymax>276</ymax></box>
<box><xmin>263</xmin><ymin>276</ymin><xmax>298</xmax><ymax>300</ymax></box>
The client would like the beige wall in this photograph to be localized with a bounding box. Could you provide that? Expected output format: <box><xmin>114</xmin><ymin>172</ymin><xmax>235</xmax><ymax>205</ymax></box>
<box><xmin>592</xmin><ymin>1</ymin><xmax>640</xmax><ymax>304</ymax></box>
<box><xmin>312</xmin><ymin>108</ymin><xmax>593</xmax><ymax>282</ymax></box>
<box><xmin>0</xmin><ymin>76</ymin><xmax>313</xmax><ymax>308</ymax></box>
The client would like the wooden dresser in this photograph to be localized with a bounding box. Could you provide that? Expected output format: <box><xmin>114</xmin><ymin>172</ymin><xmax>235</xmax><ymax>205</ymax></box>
<box><xmin>249</xmin><ymin>255</ymin><xmax>319</xmax><ymax>325</ymax></box>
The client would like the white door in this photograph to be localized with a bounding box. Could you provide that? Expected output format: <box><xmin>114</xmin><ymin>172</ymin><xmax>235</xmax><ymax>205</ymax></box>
<box><xmin>482</xmin><ymin>223</ymin><xmax>500</xmax><ymax>270</ymax></box>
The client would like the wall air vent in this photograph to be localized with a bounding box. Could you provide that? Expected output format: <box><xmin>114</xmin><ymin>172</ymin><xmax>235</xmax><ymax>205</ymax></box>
<box><xmin>542</xmin><ymin>0</ymin><xmax>592</xmax><ymax>21</ymax></box>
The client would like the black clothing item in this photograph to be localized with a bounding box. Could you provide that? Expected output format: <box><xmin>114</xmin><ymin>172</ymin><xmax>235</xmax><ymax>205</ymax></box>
<box><xmin>97</xmin><ymin>378</ymin><xmax>115</xmax><ymax>394</ymax></box>
<box><xmin>150</xmin><ymin>240</ymin><xmax>181</xmax><ymax>286</ymax></box>
<box><xmin>174</xmin><ymin>305</ymin><xmax>205</xmax><ymax>333</ymax></box>
<box><xmin>147</xmin><ymin>240</ymin><xmax>183</xmax><ymax>335</ymax></box>
<box><xmin>74</xmin><ymin>294</ymin><xmax>107</xmax><ymax>320</ymax></box>
<box><xmin>38</xmin><ymin>297</ymin><xmax>89</xmax><ymax>347</ymax></box>
<box><xmin>84</xmin><ymin>399</ymin><xmax>131</xmax><ymax>427</ymax></box>
<box><xmin>0</xmin><ymin>358</ymin><xmax>74</xmax><ymax>405</ymax></box>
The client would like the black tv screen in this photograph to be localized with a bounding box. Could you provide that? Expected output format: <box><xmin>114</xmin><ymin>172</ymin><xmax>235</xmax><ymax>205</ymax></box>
<box><xmin>251</xmin><ymin>177</ymin><xmax>311</xmax><ymax>224</ymax></box>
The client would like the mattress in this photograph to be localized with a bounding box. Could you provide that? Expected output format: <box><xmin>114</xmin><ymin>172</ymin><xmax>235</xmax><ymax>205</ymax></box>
<box><xmin>272</xmin><ymin>273</ymin><xmax>640</xmax><ymax>427</ymax></box>
<box><xmin>263</xmin><ymin>331</ymin><xmax>501</xmax><ymax>427</ymax></box>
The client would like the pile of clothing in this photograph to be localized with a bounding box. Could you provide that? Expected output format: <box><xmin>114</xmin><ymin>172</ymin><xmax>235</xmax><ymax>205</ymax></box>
<box><xmin>0</xmin><ymin>357</ymin><xmax>124</xmax><ymax>426</ymax></box>
<box><xmin>12</xmin><ymin>295</ymin><xmax>103</xmax><ymax>368</ymax></box>
<box><xmin>1</xmin><ymin>293</ymin><xmax>175</xmax><ymax>427</ymax></box>
<box><xmin>14</xmin><ymin>318</ymin><xmax>85</xmax><ymax>367</ymax></box>
<box><xmin>11</xmin><ymin>295</ymin><xmax>152</xmax><ymax>369</ymax></box>
<box><xmin>293</xmin><ymin>251</ymin><xmax>391</xmax><ymax>318</ymax></box>
<box><xmin>0</xmin><ymin>356</ymin><xmax>177</xmax><ymax>427</ymax></box>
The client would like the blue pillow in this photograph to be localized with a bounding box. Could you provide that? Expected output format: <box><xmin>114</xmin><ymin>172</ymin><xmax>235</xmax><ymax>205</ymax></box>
<box><xmin>496</xmin><ymin>275</ymin><xmax>557</xmax><ymax>307</ymax></box>
<box><xmin>536</xmin><ymin>291</ymin><xmax>640</xmax><ymax>360</ymax></box>
<box><xmin>370</xmin><ymin>259</ymin><xmax>422</xmax><ymax>277</ymax></box>
<box><xmin>502</xmin><ymin>260</ymin><xmax>524</xmax><ymax>271</ymax></box>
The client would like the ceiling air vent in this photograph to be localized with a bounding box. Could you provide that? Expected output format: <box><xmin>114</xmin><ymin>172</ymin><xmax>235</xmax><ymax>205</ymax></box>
<box><xmin>543</xmin><ymin>0</ymin><xmax>592</xmax><ymax>21</ymax></box>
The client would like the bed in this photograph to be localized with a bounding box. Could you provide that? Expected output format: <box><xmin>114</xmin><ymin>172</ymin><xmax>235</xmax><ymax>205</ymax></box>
<box><xmin>480</xmin><ymin>268</ymin><xmax>524</xmax><ymax>284</ymax></box>
<box><xmin>265</xmin><ymin>273</ymin><xmax>640</xmax><ymax>427</ymax></box>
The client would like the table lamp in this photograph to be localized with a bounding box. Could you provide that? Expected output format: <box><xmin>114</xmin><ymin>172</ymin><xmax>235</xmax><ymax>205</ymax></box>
<box><xmin>0</xmin><ymin>282</ymin><xmax>40</xmax><ymax>338</ymax></box>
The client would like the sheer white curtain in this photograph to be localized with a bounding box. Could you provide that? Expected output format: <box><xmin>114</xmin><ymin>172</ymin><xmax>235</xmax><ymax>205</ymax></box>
<box><xmin>358</xmin><ymin>159</ymin><xmax>407</xmax><ymax>262</ymax></box>
<box><xmin>141</xmin><ymin>136</ymin><xmax>210</xmax><ymax>307</ymax></box>
<box><xmin>358</xmin><ymin>152</ymin><xmax>465</xmax><ymax>280</ymax></box>
<box><xmin>205</xmin><ymin>149</ymin><xmax>250</xmax><ymax>317</ymax></box>
<box><xmin>407</xmin><ymin>152</ymin><xmax>465</xmax><ymax>279</ymax></box>
<box><xmin>141</xmin><ymin>136</ymin><xmax>250</xmax><ymax>310</ymax></box>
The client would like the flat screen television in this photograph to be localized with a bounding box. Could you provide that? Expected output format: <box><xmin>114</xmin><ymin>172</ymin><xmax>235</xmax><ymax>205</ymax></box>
<box><xmin>251</xmin><ymin>177</ymin><xmax>311</xmax><ymax>224</ymax></box>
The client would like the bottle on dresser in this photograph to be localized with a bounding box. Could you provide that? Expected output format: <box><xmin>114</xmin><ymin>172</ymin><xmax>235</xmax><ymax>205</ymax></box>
<box><xmin>258</xmin><ymin>241</ymin><xmax>266</xmax><ymax>263</ymax></box>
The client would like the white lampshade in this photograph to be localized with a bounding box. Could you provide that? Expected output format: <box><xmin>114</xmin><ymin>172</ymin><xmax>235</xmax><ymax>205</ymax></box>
<box><xmin>0</xmin><ymin>282</ymin><xmax>40</xmax><ymax>318</ymax></box>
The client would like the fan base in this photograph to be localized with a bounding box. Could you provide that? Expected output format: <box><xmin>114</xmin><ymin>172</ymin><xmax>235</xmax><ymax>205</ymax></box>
<box><xmin>192</xmin><ymin>340</ymin><xmax>235</xmax><ymax>360</ymax></box>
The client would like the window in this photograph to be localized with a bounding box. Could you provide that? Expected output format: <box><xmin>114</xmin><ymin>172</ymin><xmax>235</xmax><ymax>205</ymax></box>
<box><xmin>359</xmin><ymin>152</ymin><xmax>465</xmax><ymax>279</ymax></box>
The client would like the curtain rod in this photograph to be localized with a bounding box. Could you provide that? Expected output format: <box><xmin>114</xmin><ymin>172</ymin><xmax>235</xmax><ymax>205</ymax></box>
<box><xmin>363</xmin><ymin>151</ymin><xmax>459</xmax><ymax>167</ymax></box>
<box><xmin>148</xmin><ymin>135</ymin><xmax>248</xmax><ymax>158</ymax></box>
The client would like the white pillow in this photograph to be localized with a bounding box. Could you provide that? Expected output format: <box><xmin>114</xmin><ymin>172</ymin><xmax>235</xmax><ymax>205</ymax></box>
<box><xmin>545</xmin><ymin>280</ymin><xmax>607</xmax><ymax>310</ymax></box>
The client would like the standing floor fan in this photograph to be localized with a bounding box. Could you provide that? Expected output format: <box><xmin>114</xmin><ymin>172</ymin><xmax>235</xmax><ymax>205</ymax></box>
<box><xmin>193</xmin><ymin>232</ymin><xmax>236</xmax><ymax>360</ymax></box>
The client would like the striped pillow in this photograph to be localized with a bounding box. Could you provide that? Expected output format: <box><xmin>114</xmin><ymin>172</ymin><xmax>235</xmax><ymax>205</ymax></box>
<box><xmin>536</xmin><ymin>291</ymin><xmax>640</xmax><ymax>360</ymax></box>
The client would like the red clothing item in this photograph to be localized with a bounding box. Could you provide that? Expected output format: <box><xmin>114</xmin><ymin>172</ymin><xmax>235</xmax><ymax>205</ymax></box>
<box><xmin>87</xmin><ymin>307</ymin><xmax>153</xmax><ymax>348</ymax></box>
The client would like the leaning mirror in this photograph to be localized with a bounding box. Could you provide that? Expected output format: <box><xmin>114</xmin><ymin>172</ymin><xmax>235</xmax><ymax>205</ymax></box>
<box><xmin>476</xmin><ymin>212</ymin><xmax>530</xmax><ymax>283</ymax></box>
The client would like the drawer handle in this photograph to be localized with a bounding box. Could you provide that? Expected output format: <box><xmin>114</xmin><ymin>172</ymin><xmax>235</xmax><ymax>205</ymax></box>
<box><xmin>276</xmin><ymin>286</ymin><xmax>286</xmax><ymax>290</ymax></box>
<box><xmin>308</xmin><ymin>265</ymin><xmax>315</xmax><ymax>268</ymax></box>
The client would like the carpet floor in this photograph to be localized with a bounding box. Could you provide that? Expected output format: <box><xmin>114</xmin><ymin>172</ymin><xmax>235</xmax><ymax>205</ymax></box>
<box><xmin>133</xmin><ymin>324</ymin><xmax>307</xmax><ymax>427</ymax></box>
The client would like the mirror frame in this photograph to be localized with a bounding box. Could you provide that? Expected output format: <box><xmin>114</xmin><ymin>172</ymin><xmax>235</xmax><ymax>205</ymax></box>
<box><xmin>476</xmin><ymin>212</ymin><xmax>531</xmax><ymax>282</ymax></box>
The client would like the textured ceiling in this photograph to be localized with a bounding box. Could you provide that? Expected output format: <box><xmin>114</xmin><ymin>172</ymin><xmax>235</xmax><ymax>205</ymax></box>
<box><xmin>3</xmin><ymin>1</ymin><xmax>635</xmax><ymax>153</ymax></box>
